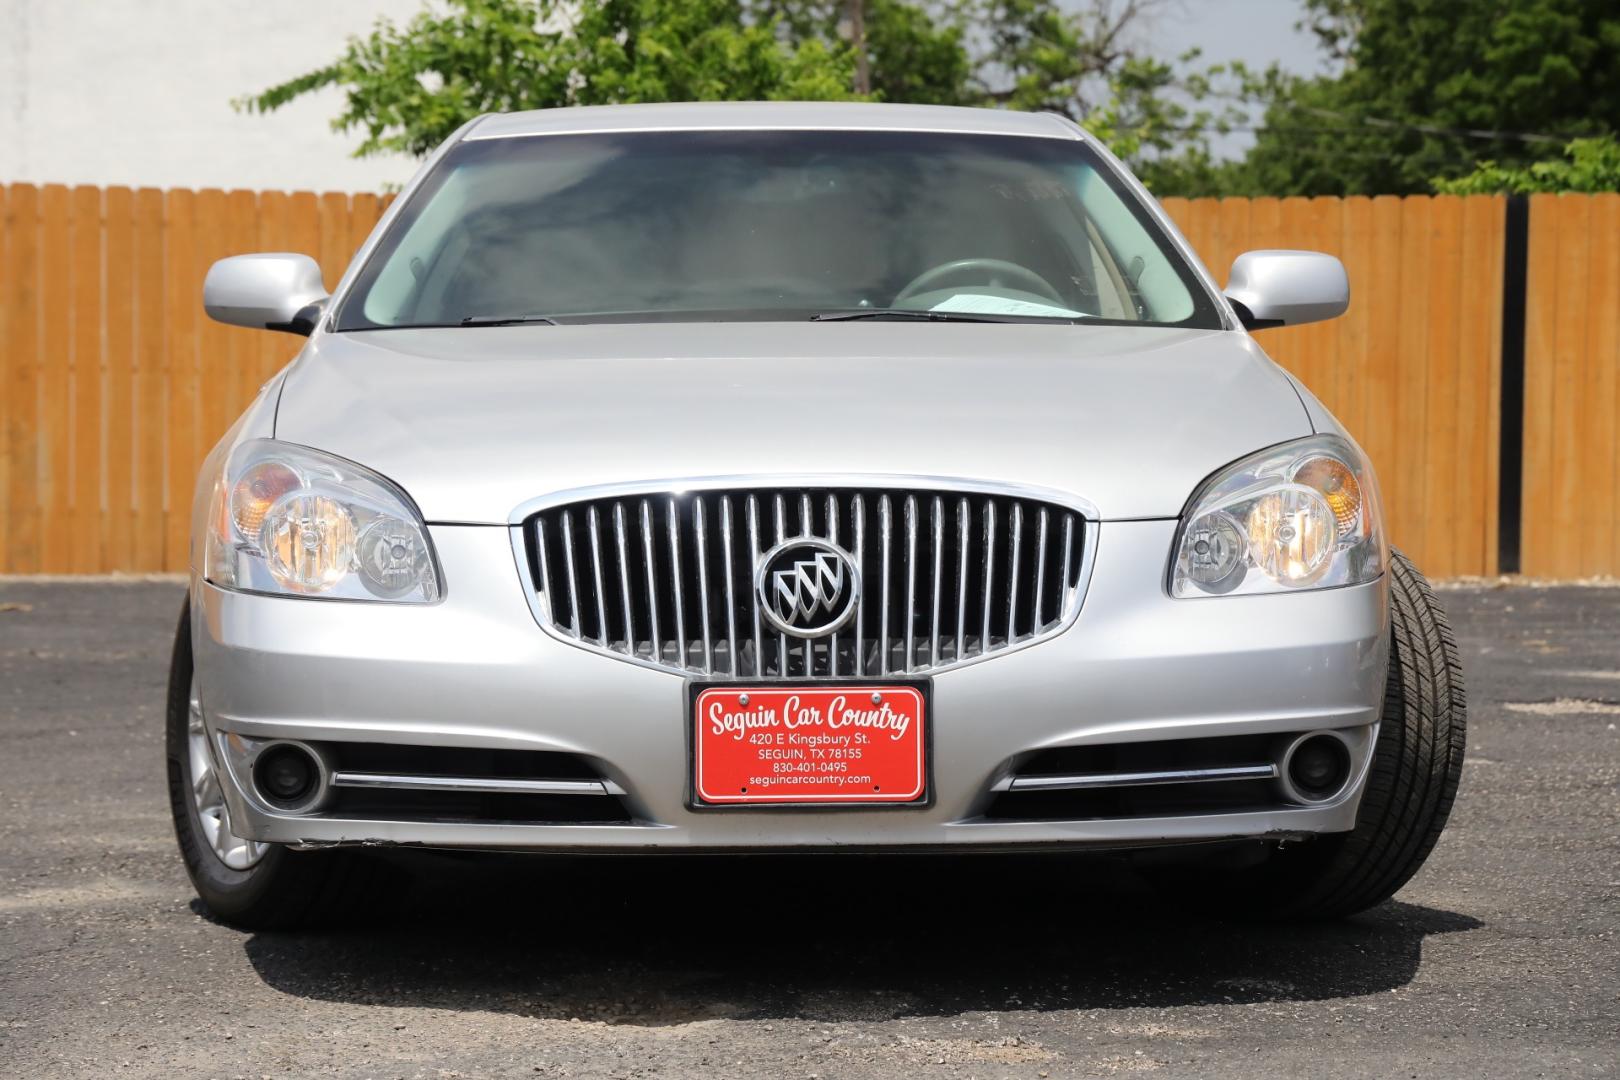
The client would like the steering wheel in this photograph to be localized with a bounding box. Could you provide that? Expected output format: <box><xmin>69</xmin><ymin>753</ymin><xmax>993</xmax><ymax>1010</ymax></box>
<box><xmin>892</xmin><ymin>257</ymin><xmax>1067</xmax><ymax>307</ymax></box>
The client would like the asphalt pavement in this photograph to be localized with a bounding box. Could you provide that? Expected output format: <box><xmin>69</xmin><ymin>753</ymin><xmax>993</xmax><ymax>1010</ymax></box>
<box><xmin>1</xmin><ymin>579</ymin><xmax>1616</xmax><ymax>1078</ymax></box>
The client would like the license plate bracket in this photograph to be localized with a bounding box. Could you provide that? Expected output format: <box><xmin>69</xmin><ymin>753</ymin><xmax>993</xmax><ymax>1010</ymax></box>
<box><xmin>689</xmin><ymin>682</ymin><xmax>930</xmax><ymax>808</ymax></box>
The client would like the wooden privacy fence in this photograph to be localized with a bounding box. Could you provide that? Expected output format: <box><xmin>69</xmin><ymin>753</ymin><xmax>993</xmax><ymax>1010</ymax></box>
<box><xmin>1520</xmin><ymin>194</ymin><xmax>1620</xmax><ymax>580</ymax></box>
<box><xmin>0</xmin><ymin>184</ymin><xmax>1617</xmax><ymax>577</ymax></box>
<box><xmin>0</xmin><ymin>185</ymin><xmax>388</xmax><ymax>575</ymax></box>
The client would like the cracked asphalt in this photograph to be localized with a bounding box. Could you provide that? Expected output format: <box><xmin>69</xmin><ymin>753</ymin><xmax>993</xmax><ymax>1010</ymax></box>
<box><xmin>1</xmin><ymin>580</ymin><xmax>1616</xmax><ymax>1079</ymax></box>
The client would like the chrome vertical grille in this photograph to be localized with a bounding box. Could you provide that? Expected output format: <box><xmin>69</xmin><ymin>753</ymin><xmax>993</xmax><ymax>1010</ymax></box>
<box><xmin>521</xmin><ymin>483</ymin><xmax>1093</xmax><ymax>679</ymax></box>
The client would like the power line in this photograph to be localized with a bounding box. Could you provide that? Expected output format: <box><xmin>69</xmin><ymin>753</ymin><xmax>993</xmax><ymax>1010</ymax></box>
<box><xmin>1295</xmin><ymin>106</ymin><xmax>1576</xmax><ymax>144</ymax></box>
<box><xmin>1193</xmin><ymin>87</ymin><xmax>1586</xmax><ymax>144</ymax></box>
<box><xmin>1135</xmin><ymin>115</ymin><xmax>1584</xmax><ymax>144</ymax></box>
<box><xmin>1126</xmin><ymin>125</ymin><xmax>1556</xmax><ymax>162</ymax></box>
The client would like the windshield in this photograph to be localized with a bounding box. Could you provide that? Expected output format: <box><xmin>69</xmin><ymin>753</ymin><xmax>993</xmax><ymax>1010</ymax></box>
<box><xmin>337</xmin><ymin>129</ymin><xmax>1222</xmax><ymax>330</ymax></box>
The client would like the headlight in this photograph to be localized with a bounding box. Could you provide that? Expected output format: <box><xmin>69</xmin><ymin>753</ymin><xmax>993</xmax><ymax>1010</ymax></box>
<box><xmin>1171</xmin><ymin>435</ymin><xmax>1383</xmax><ymax>598</ymax></box>
<box><xmin>205</xmin><ymin>440</ymin><xmax>441</xmax><ymax>602</ymax></box>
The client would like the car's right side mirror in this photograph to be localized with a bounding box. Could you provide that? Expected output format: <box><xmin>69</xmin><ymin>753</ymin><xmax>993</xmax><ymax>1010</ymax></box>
<box><xmin>203</xmin><ymin>253</ymin><xmax>329</xmax><ymax>336</ymax></box>
<box><xmin>1224</xmin><ymin>250</ymin><xmax>1350</xmax><ymax>330</ymax></box>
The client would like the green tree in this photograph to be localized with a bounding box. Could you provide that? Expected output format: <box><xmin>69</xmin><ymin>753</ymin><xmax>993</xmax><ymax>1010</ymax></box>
<box><xmin>237</xmin><ymin>0</ymin><xmax>860</xmax><ymax>158</ymax></box>
<box><xmin>241</xmin><ymin>0</ymin><xmax>1236</xmax><ymax>191</ymax></box>
<box><xmin>1435</xmin><ymin>135</ymin><xmax>1620</xmax><ymax>194</ymax></box>
<box><xmin>758</xmin><ymin>1</ymin><xmax>974</xmax><ymax>105</ymax></box>
<box><xmin>963</xmin><ymin>0</ymin><xmax>1246</xmax><ymax>193</ymax></box>
<box><xmin>1237</xmin><ymin>0</ymin><xmax>1620</xmax><ymax>196</ymax></box>
<box><xmin>863</xmin><ymin>0</ymin><xmax>973</xmax><ymax>105</ymax></box>
<box><xmin>1087</xmin><ymin>54</ymin><xmax>1250</xmax><ymax>194</ymax></box>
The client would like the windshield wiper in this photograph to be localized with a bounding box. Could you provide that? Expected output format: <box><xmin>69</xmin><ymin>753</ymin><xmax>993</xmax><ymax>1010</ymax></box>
<box><xmin>458</xmin><ymin>314</ymin><xmax>558</xmax><ymax>327</ymax></box>
<box><xmin>810</xmin><ymin>308</ymin><xmax>1075</xmax><ymax>324</ymax></box>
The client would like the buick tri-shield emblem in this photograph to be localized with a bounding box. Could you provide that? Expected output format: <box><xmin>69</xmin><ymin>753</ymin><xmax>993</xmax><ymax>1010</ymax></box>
<box><xmin>755</xmin><ymin>538</ymin><xmax>860</xmax><ymax>638</ymax></box>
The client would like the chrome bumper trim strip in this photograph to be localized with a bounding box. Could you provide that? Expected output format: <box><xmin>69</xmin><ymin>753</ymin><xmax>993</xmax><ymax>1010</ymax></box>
<box><xmin>328</xmin><ymin>772</ymin><xmax>617</xmax><ymax>797</ymax></box>
<box><xmin>1001</xmin><ymin>764</ymin><xmax>1278</xmax><ymax>792</ymax></box>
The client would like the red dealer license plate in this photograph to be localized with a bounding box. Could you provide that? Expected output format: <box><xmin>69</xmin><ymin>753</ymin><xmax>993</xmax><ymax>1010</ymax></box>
<box><xmin>692</xmin><ymin>685</ymin><xmax>928</xmax><ymax>806</ymax></box>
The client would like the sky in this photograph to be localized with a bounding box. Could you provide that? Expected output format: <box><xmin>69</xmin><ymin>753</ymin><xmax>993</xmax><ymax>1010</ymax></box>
<box><xmin>1131</xmin><ymin>0</ymin><xmax>1330</xmax><ymax>157</ymax></box>
<box><xmin>0</xmin><ymin>0</ymin><xmax>1329</xmax><ymax>192</ymax></box>
<box><xmin>1147</xmin><ymin>0</ymin><xmax>1324</xmax><ymax>75</ymax></box>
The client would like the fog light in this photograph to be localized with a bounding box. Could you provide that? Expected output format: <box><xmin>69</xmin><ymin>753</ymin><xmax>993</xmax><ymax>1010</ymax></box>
<box><xmin>252</xmin><ymin>743</ymin><xmax>323</xmax><ymax>811</ymax></box>
<box><xmin>1284</xmin><ymin>733</ymin><xmax>1351</xmax><ymax>802</ymax></box>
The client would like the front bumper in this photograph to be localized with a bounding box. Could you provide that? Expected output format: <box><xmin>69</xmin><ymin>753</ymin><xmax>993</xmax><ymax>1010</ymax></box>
<box><xmin>193</xmin><ymin>518</ymin><xmax>1388</xmax><ymax>852</ymax></box>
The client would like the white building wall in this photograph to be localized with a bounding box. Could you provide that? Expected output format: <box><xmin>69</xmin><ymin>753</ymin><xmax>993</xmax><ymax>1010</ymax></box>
<box><xmin>0</xmin><ymin>0</ymin><xmax>427</xmax><ymax>192</ymax></box>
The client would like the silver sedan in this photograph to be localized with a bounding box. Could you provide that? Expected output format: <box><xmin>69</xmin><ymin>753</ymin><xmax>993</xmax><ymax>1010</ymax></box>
<box><xmin>171</xmin><ymin>102</ymin><xmax>1465</xmax><ymax>928</ymax></box>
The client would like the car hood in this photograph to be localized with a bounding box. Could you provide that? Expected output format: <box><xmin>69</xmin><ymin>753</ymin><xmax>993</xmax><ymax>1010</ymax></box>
<box><xmin>274</xmin><ymin>322</ymin><xmax>1308</xmax><ymax>522</ymax></box>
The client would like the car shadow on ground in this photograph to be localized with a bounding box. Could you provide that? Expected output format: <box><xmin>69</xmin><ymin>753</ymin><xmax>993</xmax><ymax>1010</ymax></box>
<box><xmin>238</xmin><ymin>852</ymin><xmax>1481</xmax><ymax>1025</ymax></box>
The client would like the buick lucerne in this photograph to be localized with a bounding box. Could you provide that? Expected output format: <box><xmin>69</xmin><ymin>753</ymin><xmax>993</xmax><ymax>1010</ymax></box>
<box><xmin>170</xmin><ymin>102</ymin><xmax>1466</xmax><ymax>928</ymax></box>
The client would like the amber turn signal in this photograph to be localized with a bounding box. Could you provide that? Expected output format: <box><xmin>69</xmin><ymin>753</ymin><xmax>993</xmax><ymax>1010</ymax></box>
<box><xmin>229</xmin><ymin>461</ymin><xmax>302</xmax><ymax>543</ymax></box>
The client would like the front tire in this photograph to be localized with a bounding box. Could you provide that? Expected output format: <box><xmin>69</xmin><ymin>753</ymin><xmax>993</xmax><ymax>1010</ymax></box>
<box><xmin>165</xmin><ymin>599</ymin><xmax>392</xmax><ymax>930</ymax></box>
<box><xmin>1208</xmin><ymin>549</ymin><xmax>1467</xmax><ymax>919</ymax></box>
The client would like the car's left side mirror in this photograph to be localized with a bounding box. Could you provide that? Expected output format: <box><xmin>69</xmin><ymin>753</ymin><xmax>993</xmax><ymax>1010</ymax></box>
<box><xmin>203</xmin><ymin>253</ymin><xmax>329</xmax><ymax>336</ymax></box>
<box><xmin>1224</xmin><ymin>250</ymin><xmax>1349</xmax><ymax>331</ymax></box>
